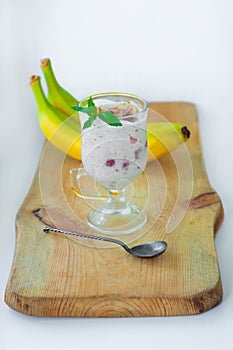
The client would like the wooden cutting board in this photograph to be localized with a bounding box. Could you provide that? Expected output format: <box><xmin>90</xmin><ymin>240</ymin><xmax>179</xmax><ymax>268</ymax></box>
<box><xmin>4</xmin><ymin>102</ymin><xmax>224</xmax><ymax>317</ymax></box>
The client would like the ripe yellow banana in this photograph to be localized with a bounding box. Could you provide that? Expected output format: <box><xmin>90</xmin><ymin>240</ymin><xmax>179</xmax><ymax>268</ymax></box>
<box><xmin>40</xmin><ymin>58</ymin><xmax>78</xmax><ymax>116</ymax></box>
<box><xmin>30</xmin><ymin>75</ymin><xmax>82</xmax><ymax>160</ymax></box>
<box><xmin>147</xmin><ymin>122</ymin><xmax>190</xmax><ymax>161</ymax></box>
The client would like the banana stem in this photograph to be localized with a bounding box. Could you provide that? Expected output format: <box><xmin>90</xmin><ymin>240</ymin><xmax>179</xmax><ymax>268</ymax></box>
<box><xmin>41</xmin><ymin>58</ymin><xmax>60</xmax><ymax>90</ymax></box>
<box><xmin>30</xmin><ymin>75</ymin><xmax>50</xmax><ymax>111</ymax></box>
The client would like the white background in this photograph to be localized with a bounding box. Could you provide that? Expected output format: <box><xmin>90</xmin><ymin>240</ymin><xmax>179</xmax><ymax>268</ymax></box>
<box><xmin>0</xmin><ymin>0</ymin><xmax>233</xmax><ymax>349</ymax></box>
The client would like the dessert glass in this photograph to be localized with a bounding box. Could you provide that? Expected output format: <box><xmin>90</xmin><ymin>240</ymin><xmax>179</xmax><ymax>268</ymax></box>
<box><xmin>70</xmin><ymin>92</ymin><xmax>148</xmax><ymax>234</ymax></box>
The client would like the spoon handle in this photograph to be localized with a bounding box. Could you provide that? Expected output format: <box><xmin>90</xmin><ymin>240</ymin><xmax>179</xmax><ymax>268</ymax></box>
<box><xmin>43</xmin><ymin>226</ymin><xmax>130</xmax><ymax>252</ymax></box>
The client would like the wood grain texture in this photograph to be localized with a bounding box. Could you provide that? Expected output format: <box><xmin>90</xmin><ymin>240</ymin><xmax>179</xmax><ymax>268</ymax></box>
<box><xmin>4</xmin><ymin>102</ymin><xmax>224</xmax><ymax>317</ymax></box>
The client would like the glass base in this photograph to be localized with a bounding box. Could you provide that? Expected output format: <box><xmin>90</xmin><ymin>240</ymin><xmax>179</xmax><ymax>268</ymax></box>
<box><xmin>87</xmin><ymin>204</ymin><xmax>147</xmax><ymax>234</ymax></box>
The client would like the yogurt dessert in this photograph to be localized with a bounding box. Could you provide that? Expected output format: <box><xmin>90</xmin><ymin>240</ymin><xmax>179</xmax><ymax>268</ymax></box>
<box><xmin>80</xmin><ymin>99</ymin><xmax>148</xmax><ymax>191</ymax></box>
<box><xmin>71</xmin><ymin>93</ymin><xmax>149</xmax><ymax>234</ymax></box>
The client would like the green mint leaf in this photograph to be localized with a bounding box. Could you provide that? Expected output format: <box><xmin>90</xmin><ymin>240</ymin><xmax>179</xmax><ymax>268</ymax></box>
<box><xmin>72</xmin><ymin>104</ymin><xmax>97</xmax><ymax>117</ymax></box>
<box><xmin>71</xmin><ymin>105</ymin><xmax>87</xmax><ymax>112</ymax></box>
<box><xmin>88</xmin><ymin>96</ymin><xmax>95</xmax><ymax>107</ymax></box>
<box><xmin>73</xmin><ymin>98</ymin><xmax>122</xmax><ymax>128</ymax></box>
<box><xmin>86</xmin><ymin>105</ymin><xmax>97</xmax><ymax>117</ymax></box>
<box><xmin>98</xmin><ymin>111</ymin><xmax>122</xmax><ymax>127</ymax></box>
<box><xmin>83</xmin><ymin>116</ymin><xmax>95</xmax><ymax>129</ymax></box>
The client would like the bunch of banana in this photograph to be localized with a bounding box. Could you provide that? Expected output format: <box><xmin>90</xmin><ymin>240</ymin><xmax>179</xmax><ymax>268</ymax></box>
<box><xmin>30</xmin><ymin>58</ymin><xmax>190</xmax><ymax>161</ymax></box>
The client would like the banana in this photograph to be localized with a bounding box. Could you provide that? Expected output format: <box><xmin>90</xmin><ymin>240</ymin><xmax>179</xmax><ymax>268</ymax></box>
<box><xmin>40</xmin><ymin>58</ymin><xmax>78</xmax><ymax>115</ymax></box>
<box><xmin>147</xmin><ymin>122</ymin><xmax>190</xmax><ymax>161</ymax></box>
<box><xmin>30</xmin><ymin>75</ymin><xmax>82</xmax><ymax>160</ymax></box>
<box><xmin>31</xmin><ymin>74</ymin><xmax>190</xmax><ymax>162</ymax></box>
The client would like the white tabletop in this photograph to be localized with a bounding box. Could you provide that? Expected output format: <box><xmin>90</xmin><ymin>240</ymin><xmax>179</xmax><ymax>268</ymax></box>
<box><xmin>1</xmin><ymin>0</ymin><xmax>232</xmax><ymax>349</ymax></box>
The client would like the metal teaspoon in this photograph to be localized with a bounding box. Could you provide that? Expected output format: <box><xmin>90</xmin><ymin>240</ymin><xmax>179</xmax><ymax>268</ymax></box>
<box><xmin>43</xmin><ymin>226</ymin><xmax>167</xmax><ymax>258</ymax></box>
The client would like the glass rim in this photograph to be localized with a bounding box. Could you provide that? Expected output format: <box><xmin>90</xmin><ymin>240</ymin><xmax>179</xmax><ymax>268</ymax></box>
<box><xmin>78</xmin><ymin>92</ymin><xmax>149</xmax><ymax>114</ymax></box>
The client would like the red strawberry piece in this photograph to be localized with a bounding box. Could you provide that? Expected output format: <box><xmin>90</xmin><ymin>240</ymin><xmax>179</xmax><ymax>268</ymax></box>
<box><xmin>134</xmin><ymin>147</ymin><xmax>143</xmax><ymax>159</ymax></box>
<box><xmin>105</xmin><ymin>159</ymin><xmax>115</xmax><ymax>167</ymax></box>
<box><xmin>122</xmin><ymin>161</ymin><xmax>130</xmax><ymax>168</ymax></box>
<box><xmin>130</xmin><ymin>136</ymin><xmax>137</xmax><ymax>143</ymax></box>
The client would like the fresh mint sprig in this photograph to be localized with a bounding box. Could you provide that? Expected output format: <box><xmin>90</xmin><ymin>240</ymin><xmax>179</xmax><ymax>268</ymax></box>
<box><xmin>72</xmin><ymin>96</ymin><xmax>122</xmax><ymax>129</ymax></box>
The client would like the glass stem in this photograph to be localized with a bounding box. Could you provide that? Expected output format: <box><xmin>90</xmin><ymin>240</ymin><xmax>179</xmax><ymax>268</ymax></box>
<box><xmin>104</xmin><ymin>189</ymin><xmax>128</xmax><ymax>213</ymax></box>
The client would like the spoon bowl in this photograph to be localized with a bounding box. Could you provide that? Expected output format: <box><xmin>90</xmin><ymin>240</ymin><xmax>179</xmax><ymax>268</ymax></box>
<box><xmin>129</xmin><ymin>241</ymin><xmax>167</xmax><ymax>258</ymax></box>
<box><xmin>43</xmin><ymin>226</ymin><xmax>167</xmax><ymax>258</ymax></box>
